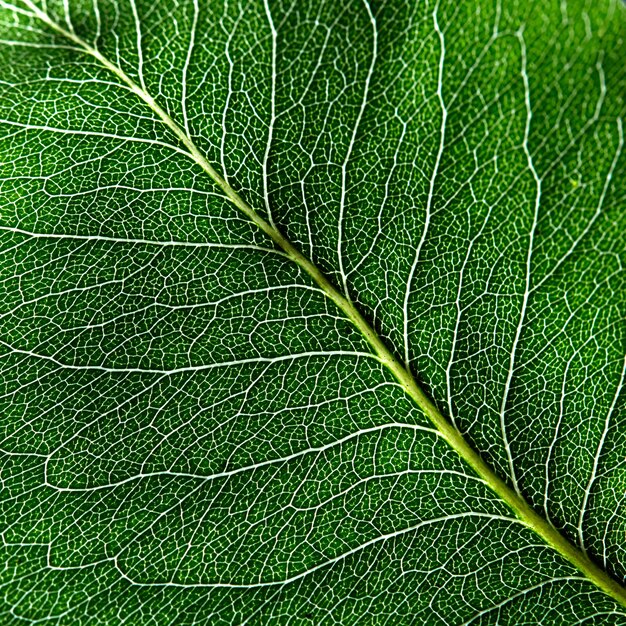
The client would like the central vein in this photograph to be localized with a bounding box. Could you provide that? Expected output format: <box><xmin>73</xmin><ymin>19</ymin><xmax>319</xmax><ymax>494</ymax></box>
<box><xmin>16</xmin><ymin>0</ymin><xmax>626</xmax><ymax>609</ymax></box>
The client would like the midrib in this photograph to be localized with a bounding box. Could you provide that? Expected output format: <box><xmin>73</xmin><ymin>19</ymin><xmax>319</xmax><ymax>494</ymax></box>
<box><xmin>17</xmin><ymin>1</ymin><xmax>626</xmax><ymax>610</ymax></box>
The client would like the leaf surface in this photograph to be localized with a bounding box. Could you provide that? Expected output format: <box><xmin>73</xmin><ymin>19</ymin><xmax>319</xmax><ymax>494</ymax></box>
<box><xmin>0</xmin><ymin>0</ymin><xmax>626</xmax><ymax>623</ymax></box>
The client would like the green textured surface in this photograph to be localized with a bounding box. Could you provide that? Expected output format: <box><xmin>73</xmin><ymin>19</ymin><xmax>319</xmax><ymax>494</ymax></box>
<box><xmin>0</xmin><ymin>0</ymin><xmax>626</xmax><ymax>623</ymax></box>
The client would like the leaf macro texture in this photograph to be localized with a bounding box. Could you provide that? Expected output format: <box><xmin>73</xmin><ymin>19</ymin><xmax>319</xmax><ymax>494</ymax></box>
<box><xmin>1</xmin><ymin>0</ymin><xmax>626</xmax><ymax>623</ymax></box>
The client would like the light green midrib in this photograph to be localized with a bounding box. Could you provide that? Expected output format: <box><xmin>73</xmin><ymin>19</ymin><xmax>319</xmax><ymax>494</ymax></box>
<box><xmin>18</xmin><ymin>2</ymin><xmax>626</xmax><ymax>610</ymax></box>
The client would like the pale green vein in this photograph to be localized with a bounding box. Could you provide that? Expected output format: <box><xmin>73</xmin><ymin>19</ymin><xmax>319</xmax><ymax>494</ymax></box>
<box><xmin>112</xmin><ymin>512</ymin><xmax>519</xmax><ymax>588</ymax></box>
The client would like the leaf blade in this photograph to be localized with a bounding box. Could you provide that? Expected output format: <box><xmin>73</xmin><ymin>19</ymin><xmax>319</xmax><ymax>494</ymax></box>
<box><xmin>1</xmin><ymin>0</ymin><xmax>626</xmax><ymax>623</ymax></box>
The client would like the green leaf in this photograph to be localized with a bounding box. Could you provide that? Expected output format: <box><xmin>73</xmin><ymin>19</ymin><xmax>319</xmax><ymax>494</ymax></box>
<box><xmin>0</xmin><ymin>0</ymin><xmax>625</xmax><ymax>623</ymax></box>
